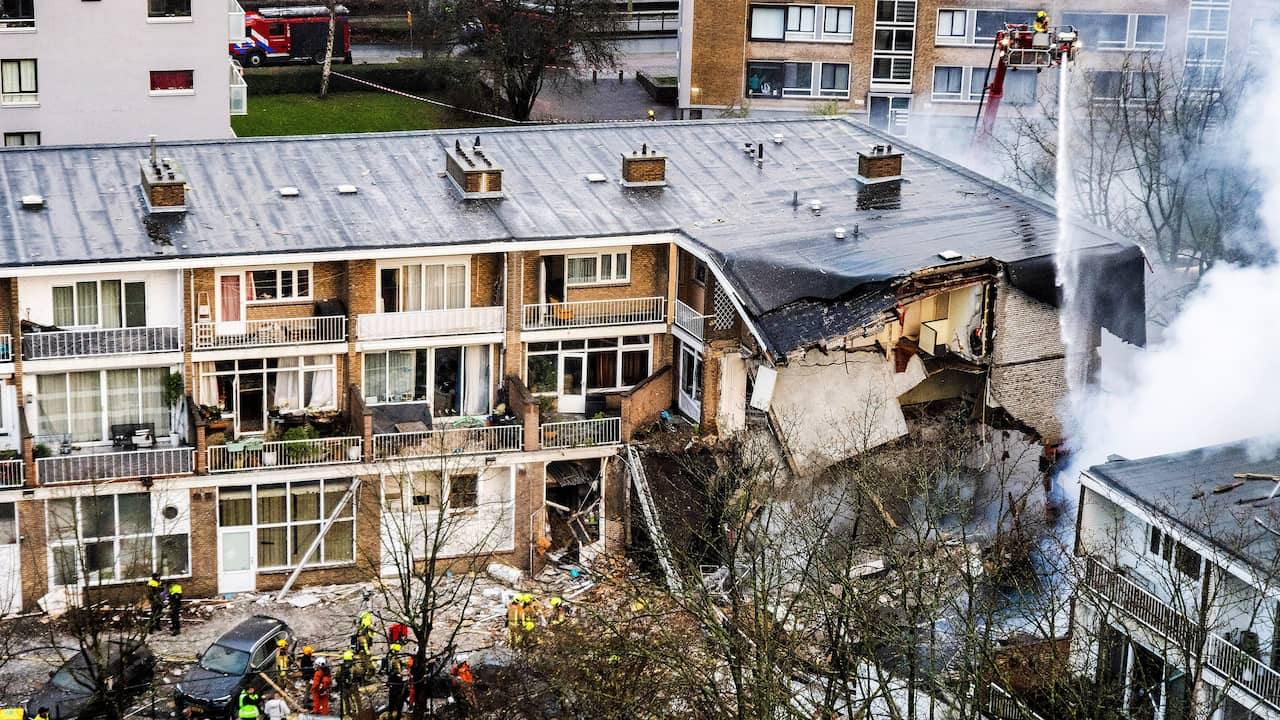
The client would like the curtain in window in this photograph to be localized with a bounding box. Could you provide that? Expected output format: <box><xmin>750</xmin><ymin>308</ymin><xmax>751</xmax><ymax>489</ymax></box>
<box><xmin>140</xmin><ymin>367</ymin><xmax>171</xmax><ymax>434</ymax></box>
<box><xmin>325</xmin><ymin>521</ymin><xmax>354</xmax><ymax>562</ymax></box>
<box><xmin>107</xmin><ymin>369</ymin><xmax>140</xmax><ymax>428</ymax></box>
<box><xmin>424</xmin><ymin>265</ymin><xmax>444</xmax><ymax>310</ymax></box>
<box><xmin>68</xmin><ymin>371</ymin><xmax>102</xmax><ymax>442</ymax></box>
<box><xmin>291</xmin><ymin>482</ymin><xmax>321</xmax><ymax>522</ymax></box>
<box><xmin>37</xmin><ymin>374</ymin><xmax>69</xmax><ymax>437</ymax></box>
<box><xmin>273</xmin><ymin>358</ymin><xmax>299</xmax><ymax>411</ymax></box>
<box><xmin>324</xmin><ymin>480</ymin><xmax>353</xmax><ymax>518</ymax></box>
<box><xmin>218</xmin><ymin>488</ymin><xmax>252</xmax><ymax>526</ymax></box>
<box><xmin>100</xmin><ymin>280</ymin><xmax>122</xmax><ymax>329</ymax></box>
<box><xmin>220</xmin><ymin>276</ymin><xmax>242</xmax><ymax>322</ymax></box>
<box><xmin>464</xmin><ymin>346</ymin><xmax>490</xmax><ymax>414</ymax></box>
<box><xmin>622</xmin><ymin>349</ymin><xmax>650</xmax><ymax>386</ymax></box>
<box><xmin>257</xmin><ymin>485</ymin><xmax>287</xmax><ymax>523</ymax></box>
<box><xmin>446</xmin><ymin>265</ymin><xmax>466</xmax><ymax>309</ymax></box>
<box><xmin>198</xmin><ymin>365</ymin><xmax>219</xmax><ymax>408</ymax></box>
<box><xmin>75</xmin><ymin>282</ymin><xmax>97</xmax><ymax>325</ymax></box>
<box><xmin>0</xmin><ymin>62</ymin><xmax>16</xmax><ymax>95</ymax></box>
<box><xmin>387</xmin><ymin>350</ymin><xmax>415</xmax><ymax>401</ymax></box>
<box><xmin>291</xmin><ymin>525</ymin><xmax>319</xmax><ymax>566</ymax></box>
<box><xmin>258</xmin><ymin>526</ymin><xmax>286</xmax><ymax>568</ymax></box>
<box><xmin>52</xmin><ymin>287</ymin><xmax>74</xmax><ymax>327</ymax></box>
<box><xmin>588</xmin><ymin>351</ymin><xmax>617</xmax><ymax>391</ymax></box>
<box><xmin>364</xmin><ymin>353</ymin><xmax>387</xmax><ymax>401</ymax></box>
<box><xmin>304</xmin><ymin>356</ymin><xmax>335</xmax><ymax>408</ymax></box>
<box><xmin>402</xmin><ymin>265</ymin><xmax>423</xmax><ymax>311</ymax></box>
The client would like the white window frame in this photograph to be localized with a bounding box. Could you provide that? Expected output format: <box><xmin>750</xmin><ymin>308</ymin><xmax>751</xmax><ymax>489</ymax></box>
<box><xmin>931</xmin><ymin>65</ymin><xmax>964</xmax><ymax>101</ymax></box>
<box><xmin>375</xmin><ymin>257</ymin><xmax>471</xmax><ymax>313</ymax></box>
<box><xmin>0</xmin><ymin>0</ymin><xmax>34</xmax><ymax>31</ymax></box>
<box><xmin>218</xmin><ymin>479</ymin><xmax>356</xmax><ymax>572</ymax></box>
<box><xmin>821</xmin><ymin>6</ymin><xmax>853</xmax><ymax>41</ymax></box>
<box><xmin>36</xmin><ymin>367</ymin><xmax>174</xmax><ymax>445</ymax></box>
<box><xmin>750</xmin><ymin>3</ymin><xmax>852</xmax><ymax>43</ymax></box>
<box><xmin>748</xmin><ymin>5</ymin><xmax>786</xmax><ymax>40</ymax></box>
<box><xmin>935</xmin><ymin>8</ymin><xmax>966</xmax><ymax>43</ymax></box>
<box><xmin>2</xmin><ymin>131</ymin><xmax>37</xmax><ymax>146</ymax></box>
<box><xmin>47</xmin><ymin>493</ymin><xmax>191</xmax><ymax>587</ymax></box>
<box><xmin>786</xmin><ymin>5</ymin><xmax>816</xmax><ymax>37</ymax></box>
<box><xmin>148</xmin><ymin>69</ymin><xmax>196</xmax><ymax>97</ymax></box>
<box><xmin>245</xmin><ymin>265</ymin><xmax>313</xmax><ymax>305</ymax></box>
<box><xmin>817</xmin><ymin>62</ymin><xmax>851</xmax><ymax>97</ymax></box>
<box><xmin>361</xmin><ymin>344</ymin><xmax>494</xmax><ymax>417</ymax></box>
<box><xmin>0</xmin><ymin>58</ymin><xmax>37</xmax><ymax>105</ymax></box>
<box><xmin>52</xmin><ymin>278</ymin><xmax>148</xmax><ymax>329</ymax></box>
<box><xmin>526</xmin><ymin>336</ymin><xmax>653</xmax><ymax>396</ymax></box>
<box><xmin>197</xmin><ymin>355</ymin><xmax>339</xmax><ymax>432</ymax></box>
<box><xmin>565</xmin><ymin>250</ymin><xmax>630</xmax><ymax>287</ymax></box>
<box><xmin>871</xmin><ymin>0</ymin><xmax>914</xmax><ymax>90</ymax></box>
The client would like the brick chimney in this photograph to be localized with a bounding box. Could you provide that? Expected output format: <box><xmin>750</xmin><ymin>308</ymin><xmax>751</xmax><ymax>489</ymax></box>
<box><xmin>445</xmin><ymin>136</ymin><xmax>504</xmax><ymax>199</ymax></box>
<box><xmin>855</xmin><ymin>144</ymin><xmax>904</xmax><ymax>185</ymax></box>
<box><xmin>621</xmin><ymin>144</ymin><xmax>667</xmax><ymax>188</ymax></box>
<box><xmin>139</xmin><ymin>136</ymin><xmax>187</xmax><ymax>213</ymax></box>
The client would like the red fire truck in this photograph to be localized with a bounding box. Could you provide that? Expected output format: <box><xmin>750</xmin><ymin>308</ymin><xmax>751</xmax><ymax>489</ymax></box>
<box><xmin>230</xmin><ymin>6</ymin><xmax>352</xmax><ymax>67</ymax></box>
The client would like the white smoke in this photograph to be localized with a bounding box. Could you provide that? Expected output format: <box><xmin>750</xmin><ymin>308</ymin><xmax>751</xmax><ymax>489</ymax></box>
<box><xmin>1064</xmin><ymin>50</ymin><xmax>1280</xmax><ymax>470</ymax></box>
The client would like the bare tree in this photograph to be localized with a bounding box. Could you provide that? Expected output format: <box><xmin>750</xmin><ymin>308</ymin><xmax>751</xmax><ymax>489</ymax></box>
<box><xmin>319</xmin><ymin>1</ymin><xmax>340</xmax><ymax>98</ymax></box>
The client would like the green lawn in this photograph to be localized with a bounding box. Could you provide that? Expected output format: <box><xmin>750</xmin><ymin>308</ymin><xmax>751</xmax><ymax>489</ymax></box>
<box><xmin>232</xmin><ymin>91</ymin><xmax>496</xmax><ymax>137</ymax></box>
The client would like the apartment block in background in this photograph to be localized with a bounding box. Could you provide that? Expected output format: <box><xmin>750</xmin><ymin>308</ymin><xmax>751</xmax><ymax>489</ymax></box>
<box><xmin>0</xmin><ymin>0</ymin><xmax>246</xmax><ymax>147</ymax></box>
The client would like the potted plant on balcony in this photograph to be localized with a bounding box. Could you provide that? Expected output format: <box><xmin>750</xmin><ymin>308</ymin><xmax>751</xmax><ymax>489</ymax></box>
<box><xmin>282</xmin><ymin>424</ymin><xmax>320</xmax><ymax>464</ymax></box>
<box><xmin>164</xmin><ymin>372</ymin><xmax>185</xmax><ymax>445</ymax></box>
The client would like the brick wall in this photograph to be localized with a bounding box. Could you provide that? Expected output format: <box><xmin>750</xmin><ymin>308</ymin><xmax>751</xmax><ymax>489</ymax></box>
<box><xmin>506</xmin><ymin>375</ymin><xmax>540</xmax><ymax>452</ymax></box>
<box><xmin>511</xmin><ymin>461</ymin><xmax>546</xmax><ymax>573</ymax></box>
<box><xmin>564</xmin><ymin>244</ymin><xmax>667</xmax><ymax>302</ymax></box>
<box><xmin>17</xmin><ymin>498</ymin><xmax>47</xmax><ymax>611</ymax></box>
<box><xmin>472</xmin><ymin>253</ymin><xmax>503</xmax><ymax>308</ymax></box>
<box><xmin>700</xmin><ymin>339</ymin><xmax>738</xmax><ymax>434</ymax></box>
<box><xmin>188</xmin><ymin>487</ymin><xmax>219</xmax><ymax>598</ymax></box>
<box><xmin>620</xmin><ymin>365</ymin><xmax>673</xmax><ymax>441</ymax></box>
<box><xmin>988</xmin><ymin>278</ymin><xmax>1068</xmax><ymax>443</ymax></box>
<box><xmin>621</xmin><ymin>155</ymin><xmax>667</xmax><ymax>184</ymax></box>
<box><xmin>505</xmin><ymin>252</ymin><xmax>532</xmax><ymax>379</ymax></box>
<box><xmin>689</xmin><ymin>0</ymin><xmax>749</xmax><ymax>106</ymax></box>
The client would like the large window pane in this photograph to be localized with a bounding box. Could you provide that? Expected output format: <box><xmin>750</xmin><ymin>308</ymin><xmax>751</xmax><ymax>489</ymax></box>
<box><xmin>258</xmin><ymin>526</ymin><xmax>287</xmax><ymax>568</ymax></box>
<box><xmin>446</xmin><ymin>265</ymin><xmax>467</xmax><ymax>309</ymax></box>
<box><xmin>291</xmin><ymin>482</ymin><xmax>321</xmax><ymax>522</ymax></box>
<box><xmin>324</xmin><ymin>480</ymin><xmax>353</xmax><ymax>518</ymax></box>
<box><xmin>158</xmin><ymin>534</ymin><xmax>190</xmax><ymax>575</ymax></box>
<box><xmin>528</xmin><ymin>355</ymin><xmax>557</xmax><ymax>394</ymax></box>
<box><xmin>424</xmin><ymin>265</ymin><xmax>443</xmax><ymax>310</ymax></box>
<box><xmin>75</xmin><ymin>281</ymin><xmax>98</xmax><ymax>325</ymax></box>
<box><xmin>588</xmin><ymin>351</ymin><xmax>618</xmax><ymax>391</ymax></box>
<box><xmin>124</xmin><ymin>282</ymin><xmax>147</xmax><ymax>328</ymax></box>
<box><xmin>100</xmin><ymin>280</ymin><xmax>122</xmax><ymax>330</ymax></box>
<box><xmin>84</xmin><ymin>541</ymin><xmax>116</xmax><ymax>581</ymax></box>
<box><xmin>219</xmin><ymin>488</ymin><xmax>252</xmax><ymax>527</ymax></box>
<box><xmin>1062</xmin><ymin>12</ymin><xmax>1127</xmax><ymax>48</ymax></box>
<box><xmin>257</xmin><ymin>485</ymin><xmax>287</xmax><ymax>524</ymax></box>
<box><xmin>749</xmin><ymin>5</ymin><xmax>784</xmax><ymax>39</ymax></box>
<box><xmin>117</xmin><ymin>493</ymin><xmax>152</xmax><ymax>536</ymax></box>
<box><xmin>68</xmin><ymin>371</ymin><xmax>102</xmax><ymax>442</ymax></box>
<box><xmin>107</xmin><ymin>369</ymin><xmax>141</xmax><ymax>429</ymax></box>
<box><xmin>140</xmin><ymin>367</ymin><xmax>171</xmax><ymax>435</ymax></box>
<box><xmin>434</xmin><ymin>347</ymin><xmax>462</xmax><ymax>416</ymax></box>
<box><xmin>364</xmin><ymin>353</ymin><xmax>388</xmax><ymax>401</ymax></box>
<box><xmin>387</xmin><ymin>350</ymin><xmax>416</xmax><ymax>401</ymax></box>
<box><xmin>746</xmin><ymin>62</ymin><xmax>783</xmax><ymax>98</ymax></box>
<box><xmin>324</xmin><ymin>521</ymin><xmax>354</xmax><ymax>562</ymax></box>
<box><xmin>52</xmin><ymin>546</ymin><xmax>77</xmax><ymax>586</ymax></box>
<box><xmin>463</xmin><ymin>346</ymin><xmax>490</xmax><ymax>415</ymax></box>
<box><xmin>119</xmin><ymin>536</ymin><xmax>153</xmax><ymax>579</ymax></box>
<box><xmin>52</xmin><ymin>287</ymin><xmax>74</xmax><ymax>327</ymax></box>
<box><xmin>291</xmin><ymin>524</ymin><xmax>319</xmax><ymax>566</ymax></box>
<box><xmin>37</xmin><ymin>373</ymin><xmax>69</xmax><ymax>437</ymax></box>
<box><xmin>81</xmin><ymin>495</ymin><xmax>115</xmax><ymax>539</ymax></box>
<box><xmin>48</xmin><ymin>498</ymin><xmax>78</xmax><ymax>542</ymax></box>
<box><xmin>622</xmin><ymin>349</ymin><xmax>651</xmax><ymax>385</ymax></box>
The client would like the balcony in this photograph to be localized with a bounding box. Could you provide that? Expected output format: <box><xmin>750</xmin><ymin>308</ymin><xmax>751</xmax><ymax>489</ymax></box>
<box><xmin>37</xmin><ymin>447</ymin><xmax>194</xmax><ymax>484</ymax></box>
<box><xmin>193</xmin><ymin>316</ymin><xmax>346</xmax><ymax>350</ymax></box>
<box><xmin>374</xmin><ymin>424</ymin><xmax>522</xmax><ymax>460</ymax></box>
<box><xmin>22</xmin><ymin>327</ymin><xmax>181</xmax><ymax>360</ymax></box>
<box><xmin>540</xmin><ymin>417</ymin><xmax>622</xmax><ymax>449</ymax></box>
<box><xmin>230</xmin><ymin>59</ymin><xmax>248</xmax><ymax>116</ymax></box>
<box><xmin>357</xmin><ymin>307</ymin><xmax>504</xmax><ymax>341</ymax></box>
<box><xmin>674</xmin><ymin>299</ymin><xmax>708</xmax><ymax>339</ymax></box>
<box><xmin>208</xmin><ymin>436</ymin><xmax>363</xmax><ymax>473</ymax></box>
<box><xmin>0</xmin><ymin>459</ymin><xmax>22</xmax><ymax>487</ymax></box>
<box><xmin>522</xmin><ymin>297</ymin><xmax>665</xmax><ymax>331</ymax></box>
<box><xmin>1085</xmin><ymin>558</ymin><xmax>1280</xmax><ymax>711</ymax></box>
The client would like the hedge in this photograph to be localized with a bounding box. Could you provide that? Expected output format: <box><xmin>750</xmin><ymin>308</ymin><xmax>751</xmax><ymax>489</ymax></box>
<box><xmin>243</xmin><ymin>58</ymin><xmax>477</xmax><ymax>97</ymax></box>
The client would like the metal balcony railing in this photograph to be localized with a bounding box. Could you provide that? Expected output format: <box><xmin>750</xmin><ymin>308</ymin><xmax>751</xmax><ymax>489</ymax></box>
<box><xmin>374</xmin><ymin>425</ymin><xmax>522</xmax><ymax>460</ymax></box>
<box><xmin>229</xmin><ymin>59</ymin><xmax>248</xmax><ymax>116</ymax></box>
<box><xmin>357</xmin><ymin>307</ymin><xmax>504</xmax><ymax>341</ymax></box>
<box><xmin>522</xmin><ymin>297</ymin><xmax>665</xmax><ymax>331</ymax></box>
<box><xmin>614</xmin><ymin>9</ymin><xmax>678</xmax><ymax>33</ymax></box>
<box><xmin>37</xmin><ymin>448</ymin><xmax>194</xmax><ymax>484</ymax></box>
<box><xmin>1085</xmin><ymin>557</ymin><xmax>1280</xmax><ymax>711</ymax></box>
<box><xmin>193</xmin><ymin>316</ymin><xmax>346</xmax><ymax>350</ymax></box>
<box><xmin>0</xmin><ymin>459</ymin><xmax>22</xmax><ymax>487</ymax></box>
<box><xmin>674</xmin><ymin>299</ymin><xmax>708</xmax><ymax>339</ymax></box>
<box><xmin>208</xmin><ymin>436</ymin><xmax>363</xmax><ymax>473</ymax></box>
<box><xmin>540</xmin><ymin>417</ymin><xmax>621</xmax><ymax>449</ymax></box>
<box><xmin>22</xmin><ymin>326</ymin><xmax>181</xmax><ymax>360</ymax></box>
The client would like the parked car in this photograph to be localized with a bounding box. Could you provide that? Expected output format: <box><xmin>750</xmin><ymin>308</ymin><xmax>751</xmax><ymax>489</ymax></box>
<box><xmin>26</xmin><ymin>642</ymin><xmax>157</xmax><ymax>720</ymax></box>
<box><xmin>175</xmin><ymin>616</ymin><xmax>293</xmax><ymax>719</ymax></box>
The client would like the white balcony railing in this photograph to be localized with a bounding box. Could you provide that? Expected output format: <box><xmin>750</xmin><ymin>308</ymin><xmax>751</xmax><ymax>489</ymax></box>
<box><xmin>208</xmin><ymin>436</ymin><xmax>363</xmax><ymax>473</ymax></box>
<box><xmin>228</xmin><ymin>0</ymin><xmax>246</xmax><ymax>41</ymax></box>
<box><xmin>194</xmin><ymin>316</ymin><xmax>346</xmax><ymax>350</ymax></box>
<box><xmin>374</xmin><ymin>424</ymin><xmax>523</xmax><ymax>460</ymax></box>
<box><xmin>522</xmin><ymin>297</ymin><xmax>665</xmax><ymax>331</ymax></box>
<box><xmin>0</xmin><ymin>334</ymin><xmax>11</xmax><ymax>362</ymax></box>
<box><xmin>674</xmin><ymin>299</ymin><xmax>708</xmax><ymax>339</ymax></box>
<box><xmin>230</xmin><ymin>59</ymin><xmax>248</xmax><ymax>116</ymax></box>
<box><xmin>540</xmin><ymin>417</ymin><xmax>621</xmax><ymax>449</ymax></box>
<box><xmin>1085</xmin><ymin>558</ymin><xmax>1280</xmax><ymax>711</ymax></box>
<box><xmin>37</xmin><ymin>448</ymin><xmax>194</xmax><ymax>484</ymax></box>
<box><xmin>0</xmin><ymin>459</ymin><xmax>22</xmax><ymax>487</ymax></box>
<box><xmin>22</xmin><ymin>326</ymin><xmax>181</xmax><ymax>360</ymax></box>
<box><xmin>358</xmin><ymin>306</ymin><xmax>504</xmax><ymax>341</ymax></box>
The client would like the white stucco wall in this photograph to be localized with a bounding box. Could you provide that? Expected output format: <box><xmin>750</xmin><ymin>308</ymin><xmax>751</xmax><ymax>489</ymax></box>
<box><xmin>18</xmin><ymin>269</ymin><xmax>183</xmax><ymax>328</ymax></box>
<box><xmin>0</xmin><ymin>1</ymin><xmax>232</xmax><ymax>145</ymax></box>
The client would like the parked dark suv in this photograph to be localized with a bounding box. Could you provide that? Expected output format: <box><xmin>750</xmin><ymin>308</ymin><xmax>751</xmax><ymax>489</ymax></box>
<box><xmin>26</xmin><ymin>642</ymin><xmax>156</xmax><ymax>720</ymax></box>
<box><xmin>175</xmin><ymin>615</ymin><xmax>293</xmax><ymax>719</ymax></box>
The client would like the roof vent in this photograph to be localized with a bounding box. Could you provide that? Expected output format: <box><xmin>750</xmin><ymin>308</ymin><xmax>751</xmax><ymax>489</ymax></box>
<box><xmin>584</xmin><ymin>173</ymin><xmax>607</xmax><ymax>183</ymax></box>
<box><xmin>445</xmin><ymin>137</ymin><xmax>504</xmax><ymax>200</ymax></box>
<box><xmin>772</xmin><ymin>133</ymin><xmax>785</xmax><ymax>144</ymax></box>
<box><xmin>621</xmin><ymin>144</ymin><xmax>667</xmax><ymax>188</ymax></box>
<box><xmin>20</xmin><ymin>194</ymin><xmax>44</xmax><ymax>210</ymax></box>
<box><xmin>278</xmin><ymin>186</ymin><xmax>300</xmax><ymax>197</ymax></box>
<box><xmin>937</xmin><ymin>250</ymin><xmax>962</xmax><ymax>261</ymax></box>
<box><xmin>336</xmin><ymin>184</ymin><xmax>358</xmax><ymax>195</ymax></box>
<box><xmin>855</xmin><ymin>143</ymin><xmax>904</xmax><ymax>185</ymax></box>
<box><xmin>139</xmin><ymin>135</ymin><xmax>187</xmax><ymax>214</ymax></box>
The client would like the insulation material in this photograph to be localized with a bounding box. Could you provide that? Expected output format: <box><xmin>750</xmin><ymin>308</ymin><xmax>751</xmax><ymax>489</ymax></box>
<box><xmin>770</xmin><ymin>349</ymin><xmax>908</xmax><ymax>476</ymax></box>
<box><xmin>718</xmin><ymin>352</ymin><xmax>747</xmax><ymax>437</ymax></box>
<box><xmin>893</xmin><ymin>353</ymin><xmax>929</xmax><ymax>396</ymax></box>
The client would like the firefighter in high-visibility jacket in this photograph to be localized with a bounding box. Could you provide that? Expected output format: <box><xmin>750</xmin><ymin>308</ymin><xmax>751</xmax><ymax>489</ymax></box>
<box><xmin>167</xmin><ymin>582</ymin><xmax>183</xmax><ymax>636</ymax></box>
<box><xmin>354</xmin><ymin>610</ymin><xmax>375</xmax><ymax>659</ymax></box>
<box><xmin>1033</xmin><ymin>10</ymin><xmax>1049</xmax><ymax>33</ymax></box>
<box><xmin>146</xmin><ymin>574</ymin><xmax>164</xmax><ymax>631</ymax></box>
<box><xmin>275</xmin><ymin>638</ymin><xmax>290</xmax><ymax>681</ymax></box>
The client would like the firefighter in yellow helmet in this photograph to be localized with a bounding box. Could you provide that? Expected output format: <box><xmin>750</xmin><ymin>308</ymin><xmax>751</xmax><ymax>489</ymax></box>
<box><xmin>1033</xmin><ymin>10</ymin><xmax>1049</xmax><ymax>33</ymax></box>
<box><xmin>548</xmin><ymin>596</ymin><xmax>567</xmax><ymax>626</ymax></box>
<box><xmin>275</xmin><ymin>638</ymin><xmax>290</xmax><ymax>681</ymax></box>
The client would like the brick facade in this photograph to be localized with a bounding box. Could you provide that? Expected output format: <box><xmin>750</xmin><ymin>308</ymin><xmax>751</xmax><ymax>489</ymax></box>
<box><xmin>988</xmin><ymin>277</ymin><xmax>1068</xmax><ymax>443</ymax></box>
<box><xmin>17</xmin><ymin>498</ymin><xmax>47</xmax><ymax>611</ymax></box>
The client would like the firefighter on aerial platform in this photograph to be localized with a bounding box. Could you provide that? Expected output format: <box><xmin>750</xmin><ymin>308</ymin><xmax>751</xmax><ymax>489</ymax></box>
<box><xmin>1033</xmin><ymin>10</ymin><xmax>1049</xmax><ymax>33</ymax></box>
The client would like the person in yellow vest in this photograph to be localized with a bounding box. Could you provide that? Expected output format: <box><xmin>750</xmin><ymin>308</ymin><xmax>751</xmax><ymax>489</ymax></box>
<box><xmin>338</xmin><ymin>650</ymin><xmax>359</xmax><ymax>716</ymax></box>
<box><xmin>275</xmin><ymin>638</ymin><xmax>290</xmax><ymax>682</ymax></box>
<box><xmin>1033</xmin><ymin>10</ymin><xmax>1049</xmax><ymax>33</ymax></box>
<box><xmin>354</xmin><ymin>610</ymin><xmax>375</xmax><ymax>659</ymax></box>
<box><xmin>548</xmin><ymin>596</ymin><xmax>567</xmax><ymax>626</ymax></box>
<box><xmin>520</xmin><ymin>618</ymin><xmax>536</xmax><ymax>646</ymax></box>
<box><xmin>167</xmin><ymin>581</ymin><xmax>183</xmax><ymax>636</ymax></box>
<box><xmin>146</xmin><ymin>574</ymin><xmax>164</xmax><ymax>631</ymax></box>
<box><xmin>506</xmin><ymin>598</ymin><xmax>522</xmax><ymax>646</ymax></box>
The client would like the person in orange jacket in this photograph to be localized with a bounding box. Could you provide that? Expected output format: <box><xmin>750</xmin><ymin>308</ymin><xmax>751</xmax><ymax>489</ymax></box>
<box><xmin>310</xmin><ymin>659</ymin><xmax>332</xmax><ymax>715</ymax></box>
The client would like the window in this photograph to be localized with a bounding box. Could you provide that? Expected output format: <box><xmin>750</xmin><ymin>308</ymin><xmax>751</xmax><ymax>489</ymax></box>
<box><xmin>973</xmin><ymin>9</ymin><xmax>1036</xmax><ymax>42</ymax></box>
<box><xmin>1189</xmin><ymin>7</ymin><xmax>1229</xmax><ymax>33</ymax></box>
<box><xmin>1147</xmin><ymin>525</ymin><xmax>1201</xmax><ymax>581</ymax></box>
<box><xmin>52</xmin><ymin>280</ymin><xmax>146</xmax><ymax>328</ymax></box>
<box><xmin>872</xmin><ymin>56</ymin><xmax>912</xmax><ymax>84</ymax></box>
<box><xmin>37</xmin><ymin>368</ymin><xmax>171</xmax><ymax>443</ymax></box>
<box><xmin>48</xmin><ymin>493</ymin><xmax>189</xmax><ymax>586</ymax></box>
<box><xmin>747</xmin><ymin>61</ymin><xmax>784</xmax><ymax>97</ymax></box>
<box><xmin>936</xmin><ymin>9</ymin><xmax>965</xmax><ymax>40</ymax></box>
<box><xmin>148</xmin><ymin>0</ymin><xmax>190</xmax><ymax>18</ymax></box>
<box><xmin>749</xmin><ymin>6</ymin><xmax>785</xmax><ymax>40</ymax></box>
<box><xmin>227</xmin><ymin>480</ymin><xmax>353</xmax><ymax>571</ymax></box>
<box><xmin>823</xmin><ymin>7</ymin><xmax>852</xmax><ymax>37</ymax></box>
<box><xmin>680</xmin><ymin>349</ymin><xmax>703</xmax><ymax>401</ymax></box>
<box><xmin>448</xmin><ymin>475</ymin><xmax>478</xmax><ymax>509</ymax></box>
<box><xmin>1134</xmin><ymin>15</ymin><xmax>1166</xmax><ymax>50</ymax></box>
<box><xmin>267</xmin><ymin>23</ymin><xmax>286</xmax><ymax>37</ymax></box>
<box><xmin>528</xmin><ymin>336</ymin><xmax>652</xmax><ymax>394</ymax></box>
<box><xmin>378</xmin><ymin>261</ymin><xmax>466</xmax><ymax>312</ymax></box>
<box><xmin>362</xmin><ymin>346</ymin><xmax>491</xmax><ymax>415</ymax></box>
<box><xmin>1060</xmin><ymin>13</ymin><xmax>1128</xmax><ymax>50</ymax></box>
<box><xmin>3</xmin><ymin>131</ymin><xmax>37</xmax><ymax>146</ymax></box>
<box><xmin>932</xmin><ymin>65</ymin><xmax>963</xmax><ymax>100</ymax></box>
<box><xmin>1186</xmin><ymin>35</ymin><xmax>1227</xmax><ymax>63</ymax></box>
<box><xmin>0</xmin><ymin>59</ymin><xmax>37</xmax><ymax>105</ymax></box>
<box><xmin>783</xmin><ymin>62</ymin><xmax>813</xmax><ymax>95</ymax></box>
<box><xmin>786</xmin><ymin>5</ymin><xmax>815</xmax><ymax>34</ymax></box>
<box><xmin>874</xmin><ymin>27</ymin><xmax>913</xmax><ymax>51</ymax></box>
<box><xmin>197</xmin><ymin>356</ymin><xmax>336</xmax><ymax>433</ymax></box>
<box><xmin>566</xmin><ymin>251</ymin><xmax>629</xmax><ymax>286</ymax></box>
<box><xmin>149</xmin><ymin>70</ymin><xmax>194</xmax><ymax>93</ymax></box>
<box><xmin>875</xmin><ymin>0</ymin><xmax>914</xmax><ymax>24</ymax></box>
<box><xmin>872</xmin><ymin>1</ymin><xmax>913</xmax><ymax>90</ymax></box>
<box><xmin>692</xmin><ymin>260</ymin><xmax>708</xmax><ymax>285</ymax></box>
<box><xmin>247</xmin><ymin>267</ymin><xmax>310</xmax><ymax>303</ymax></box>
<box><xmin>0</xmin><ymin>0</ymin><xmax>34</xmax><ymax>29</ymax></box>
<box><xmin>1088</xmin><ymin>70</ymin><xmax>1124</xmax><ymax>101</ymax></box>
<box><xmin>818</xmin><ymin>63</ymin><xmax>850</xmax><ymax>96</ymax></box>
<box><xmin>1003</xmin><ymin>70</ymin><xmax>1036</xmax><ymax>105</ymax></box>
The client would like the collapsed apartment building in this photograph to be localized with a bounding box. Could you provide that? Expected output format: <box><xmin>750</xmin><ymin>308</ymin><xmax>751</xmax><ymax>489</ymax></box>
<box><xmin>0</xmin><ymin>117</ymin><xmax>1142</xmax><ymax>612</ymax></box>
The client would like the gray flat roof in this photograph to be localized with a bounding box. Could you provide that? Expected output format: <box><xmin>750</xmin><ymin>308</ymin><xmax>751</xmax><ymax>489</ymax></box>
<box><xmin>1086</xmin><ymin>441</ymin><xmax>1280</xmax><ymax>576</ymax></box>
<box><xmin>0</xmin><ymin>117</ymin><xmax>1139</xmax><ymax>354</ymax></box>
